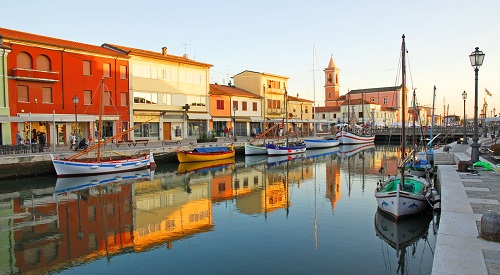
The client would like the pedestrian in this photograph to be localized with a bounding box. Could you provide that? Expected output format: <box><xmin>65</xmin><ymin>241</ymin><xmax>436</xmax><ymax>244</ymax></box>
<box><xmin>224</xmin><ymin>127</ymin><xmax>229</xmax><ymax>138</ymax></box>
<box><xmin>38</xmin><ymin>132</ymin><xmax>46</xmax><ymax>152</ymax></box>
<box><xmin>69</xmin><ymin>133</ymin><xmax>76</xmax><ymax>150</ymax></box>
<box><xmin>16</xmin><ymin>131</ymin><xmax>22</xmax><ymax>145</ymax></box>
<box><xmin>251</xmin><ymin>127</ymin><xmax>256</xmax><ymax>138</ymax></box>
<box><xmin>79</xmin><ymin>137</ymin><xmax>89</xmax><ymax>150</ymax></box>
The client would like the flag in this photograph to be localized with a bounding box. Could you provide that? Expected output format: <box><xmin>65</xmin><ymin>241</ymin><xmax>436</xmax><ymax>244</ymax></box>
<box><xmin>486</xmin><ymin>88</ymin><xmax>492</xmax><ymax>97</ymax></box>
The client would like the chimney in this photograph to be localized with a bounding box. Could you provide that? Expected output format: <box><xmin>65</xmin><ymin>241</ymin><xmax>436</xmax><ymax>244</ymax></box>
<box><xmin>297</xmin><ymin>93</ymin><xmax>299</xmax><ymax>98</ymax></box>
<box><xmin>162</xmin><ymin>47</ymin><xmax>167</xmax><ymax>55</ymax></box>
<box><xmin>183</xmin><ymin>53</ymin><xmax>188</xmax><ymax>59</ymax></box>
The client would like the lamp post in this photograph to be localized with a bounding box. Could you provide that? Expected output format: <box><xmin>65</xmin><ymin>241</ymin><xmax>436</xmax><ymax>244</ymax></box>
<box><xmin>233</xmin><ymin>106</ymin><xmax>237</xmax><ymax>141</ymax></box>
<box><xmin>72</xmin><ymin>95</ymin><xmax>79</xmax><ymax>149</ymax></box>
<box><xmin>469</xmin><ymin>47</ymin><xmax>485</xmax><ymax>163</ymax></box>
<box><xmin>462</xmin><ymin>91</ymin><xmax>468</xmax><ymax>144</ymax></box>
<box><xmin>182</xmin><ymin>104</ymin><xmax>190</xmax><ymax>139</ymax></box>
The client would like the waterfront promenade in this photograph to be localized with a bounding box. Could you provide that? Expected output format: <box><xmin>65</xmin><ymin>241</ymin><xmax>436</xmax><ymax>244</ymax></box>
<box><xmin>433</xmin><ymin>137</ymin><xmax>500</xmax><ymax>275</ymax></box>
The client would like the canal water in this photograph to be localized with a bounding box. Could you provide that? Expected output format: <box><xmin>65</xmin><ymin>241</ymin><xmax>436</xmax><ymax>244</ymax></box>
<box><xmin>0</xmin><ymin>144</ymin><xmax>438</xmax><ymax>274</ymax></box>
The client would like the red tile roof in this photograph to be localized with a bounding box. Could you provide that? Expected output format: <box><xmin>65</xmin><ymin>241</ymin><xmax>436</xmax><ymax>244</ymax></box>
<box><xmin>210</xmin><ymin>84</ymin><xmax>260</xmax><ymax>98</ymax></box>
<box><xmin>0</xmin><ymin>27</ymin><xmax>128</xmax><ymax>57</ymax></box>
<box><xmin>287</xmin><ymin>95</ymin><xmax>313</xmax><ymax>103</ymax></box>
<box><xmin>315</xmin><ymin>106</ymin><xmax>341</xmax><ymax>112</ymax></box>
<box><xmin>103</xmin><ymin>43</ymin><xmax>213</xmax><ymax>68</ymax></box>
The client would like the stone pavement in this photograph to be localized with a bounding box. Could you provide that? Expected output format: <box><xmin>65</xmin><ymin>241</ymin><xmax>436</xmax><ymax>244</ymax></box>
<box><xmin>432</xmin><ymin>138</ymin><xmax>500</xmax><ymax>275</ymax></box>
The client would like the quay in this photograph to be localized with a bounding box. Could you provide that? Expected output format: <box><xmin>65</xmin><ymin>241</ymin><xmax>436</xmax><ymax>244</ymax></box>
<box><xmin>433</xmin><ymin>137</ymin><xmax>500</xmax><ymax>274</ymax></box>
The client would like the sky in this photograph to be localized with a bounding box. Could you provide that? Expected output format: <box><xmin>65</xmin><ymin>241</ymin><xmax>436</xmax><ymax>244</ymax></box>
<box><xmin>2</xmin><ymin>0</ymin><xmax>499</xmax><ymax>118</ymax></box>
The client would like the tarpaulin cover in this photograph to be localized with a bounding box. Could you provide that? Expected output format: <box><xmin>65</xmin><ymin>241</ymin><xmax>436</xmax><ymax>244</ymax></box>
<box><xmin>193</xmin><ymin>147</ymin><xmax>230</xmax><ymax>153</ymax></box>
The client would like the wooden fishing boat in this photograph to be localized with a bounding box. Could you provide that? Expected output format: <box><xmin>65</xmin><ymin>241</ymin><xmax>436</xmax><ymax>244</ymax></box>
<box><xmin>244</xmin><ymin>124</ymin><xmax>279</xmax><ymax>155</ymax></box>
<box><xmin>177</xmin><ymin>158</ymin><xmax>235</xmax><ymax>174</ymax></box>
<box><xmin>375</xmin><ymin>35</ymin><xmax>433</xmax><ymax>220</ymax></box>
<box><xmin>50</xmin><ymin>79</ymin><xmax>156</xmax><ymax>177</ymax></box>
<box><xmin>176</xmin><ymin>144</ymin><xmax>235</xmax><ymax>163</ymax></box>
<box><xmin>305</xmin><ymin>137</ymin><xmax>340</xmax><ymax>149</ymax></box>
<box><xmin>334</xmin><ymin>130</ymin><xmax>375</xmax><ymax>144</ymax></box>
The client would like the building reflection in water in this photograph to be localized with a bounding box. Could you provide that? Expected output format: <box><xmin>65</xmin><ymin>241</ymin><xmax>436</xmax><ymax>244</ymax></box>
<box><xmin>0</xmin><ymin>145</ymin><xmax>401</xmax><ymax>274</ymax></box>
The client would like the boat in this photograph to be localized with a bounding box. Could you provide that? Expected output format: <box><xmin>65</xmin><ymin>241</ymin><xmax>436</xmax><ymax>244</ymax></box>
<box><xmin>266</xmin><ymin>90</ymin><xmax>307</xmax><ymax>156</ymax></box>
<box><xmin>54</xmin><ymin>169</ymin><xmax>154</xmax><ymax>194</ymax></box>
<box><xmin>304</xmin><ymin>137</ymin><xmax>340</xmax><ymax>149</ymax></box>
<box><xmin>177</xmin><ymin>158</ymin><xmax>234</xmax><ymax>174</ymax></box>
<box><xmin>334</xmin><ymin>130</ymin><xmax>375</xmax><ymax>145</ymax></box>
<box><xmin>176</xmin><ymin>144</ymin><xmax>235</xmax><ymax>163</ymax></box>
<box><xmin>244</xmin><ymin>124</ymin><xmax>279</xmax><ymax>155</ymax></box>
<box><xmin>336</xmin><ymin>143</ymin><xmax>375</xmax><ymax>159</ymax></box>
<box><xmin>374</xmin><ymin>209</ymin><xmax>433</xmax><ymax>275</ymax></box>
<box><xmin>50</xmin><ymin>79</ymin><xmax>156</xmax><ymax>177</ymax></box>
<box><xmin>375</xmin><ymin>35</ymin><xmax>433</xmax><ymax>220</ymax></box>
<box><xmin>305</xmin><ymin>48</ymin><xmax>340</xmax><ymax>150</ymax></box>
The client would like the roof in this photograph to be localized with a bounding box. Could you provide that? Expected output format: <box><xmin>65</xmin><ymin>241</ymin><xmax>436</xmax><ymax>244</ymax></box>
<box><xmin>315</xmin><ymin>106</ymin><xmax>341</xmax><ymax>112</ymax></box>
<box><xmin>103</xmin><ymin>43</ymin><xmax>213</xmax><ymax>68</ymax></box>
<box><xmin>349</xmin><ymin>85</ymin><xmax>403</xmax><ymax>94</ymax></box>
<box><xmin>0</xmin><ymin>27</ymin><xmax>127</xmax><ymax>58</ymax></box>
<box><xmin>327</xmin><ymin>55</ymin><xmax>336</xmax><ymax>68</ymax></box>
<box><xmin>287</xmin><ymin>94</ymin><xmax>313</xmax><ymax>103</ymax></box>
<box><xmin>233</xmin><ymin>70</ymin><xmax>289</xmax><ymax>79</ymax></box>
<box><xmin>340</xmin><ymin>98</ymin><xmax>372</xmax><ymax>106</ymax></box>
<box><xmin>209</xmin><ymin>84</ymin><xmax>261</xmax><ymax>99</ymax></box>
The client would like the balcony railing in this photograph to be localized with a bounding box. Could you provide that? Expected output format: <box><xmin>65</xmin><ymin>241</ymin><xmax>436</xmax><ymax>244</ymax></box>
<box><xmin>12</xmin><ymin>68</ymin><xmax>59</xmax><ymax>83</ymax></box>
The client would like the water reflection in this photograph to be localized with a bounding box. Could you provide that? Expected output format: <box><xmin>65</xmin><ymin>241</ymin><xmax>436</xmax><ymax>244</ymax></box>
<box><xmin>0</xmin><ymin>144</ymin><xmax>436</xmax><ymax>274</ymax></box>
<box><xmin>374</xmin><ymin>209</ymin><xmax>433</xmax><ymax>274</ymax></box>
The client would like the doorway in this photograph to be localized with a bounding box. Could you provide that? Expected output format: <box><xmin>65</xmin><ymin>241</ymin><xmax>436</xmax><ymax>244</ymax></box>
<box><xmin>163</xmin><ymin>122</ymin><xmax>171</xmax><ymax>140</ymax></box>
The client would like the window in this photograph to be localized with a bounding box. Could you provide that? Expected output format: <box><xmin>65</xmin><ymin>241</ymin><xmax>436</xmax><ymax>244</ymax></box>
<box><xmin>233</xmin><ymin>101</ymin><xmax>238</xmax><ymax>110</ymax></box>
<box><xmin>322</xmin><ymin>114</ymin><xmax>326</xmax><ymax>119</ymax></box>
<box><xmin>84</xmin><ymin>90</ymin><xmax>92</xmax><ymax>105</ymax></box>
<box><xmin>42</xmin><ymin>87</ymin><xmax>52</xmax><ymax>103</ymax></box>
<box><xmin>242</xmin><ymin>101</ymin><xmax>247</xmax><ymax>111</ymax></box>
<box><xmin>36</xmin><ymin>55</ymin><xmax>51</xmax><ymax>71</ymax></box>
<box><xmin>134</xmin><ymin>92</ymin><xmax>158</xmax><ymax>105</ymax></box>
<box><xmin>120</xmin><ymin>65</ymin><xmax>127</xmax><ymax>79</ymax></box>
<box><xmin>327</xmin><ymin>73</ymin><xmax>333</xmax><ymax>84</ymax></box>
<box><xmin>305</xmin><ymin>107</ymin><xmax>309</xmax><ymax>113</ymax></box>
<box><xmin>83</xmin><ymin>60</ymin><xmax>91</xmax><ymax>75</ymax></box>
<box><xmin>16</xmin><ymin>52</ymin><xmax>32</xmax><ymax>69</ymax></box>
<box><xmin>370</xmin><ymin>97</ymin><xmax>375</xmax><ymax>103</ymax></box>
<box><xmin>216</xmin><ymin>99</ymin><xmax>224</xmax><ymax>110</ymax></box>
<box><xmin>103</xmin><ymin>63</ymin><xmax>111</xmax><ymax>77</ymax></box>
<box><xmin>253</xmin><ymin>102</ymin><xmax>257</xmax><ymax>111</ymax></box>
<box><xmin>329</xmin><ymin>92</ymin><xmax>332</xmax><ymax>99</ymax></box>
<box><xmin>162</xmin><ymin>94</ymin><xmax>172</xmax><ymax>105</ymax></box>
<box><xmin>105</xmin><ymin>91</ymin><xmax>112</xmax><ymax>106</ymax></box>
<box><xmin>151</xmin><ymin>67</ymin><xmax>158</xmax><ymax>79</ymax></box>
<box><xmin>120</xmin><ymin>92</ymin><xmax>128</xmax><ymax>106</ymax></box>
<box><xmin>162</xmin><ymin>69</ymin><xmax>171</xmax><ymax>80</ymax></box>
<box><xmin>17</xmin><ymin>85</ymin><xmax>28</xmax><ymax>102</ymax></box>
<box><xmin>133</xmin><ymin>64</ymin><xmax>150</xmax><ymax>78</ymax></box>
<box><xmin>383</xmin><ymin>97</ymin><xmax>388</xmax><ymax>104</ymax></box>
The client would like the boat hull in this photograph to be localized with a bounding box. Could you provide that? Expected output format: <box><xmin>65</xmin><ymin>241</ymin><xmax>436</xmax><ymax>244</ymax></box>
<box><xmin>50</xmin><ymin>151</ymin><xmax>154</xmax><ymax>177</ymax></box>
<box><xmin>176</xmin><ymin>150</ymin><xmax>235</xmax><ymax>163</ymax></box>
<box><xmin>177</xmin><ymin>158</ymin><xmax>235</xmax><ymax>174</ymax></box>
<box><xmin>244</xmin><ymin>144</ymin><xmax>268</xmax><ymax>155</ymax></box>
<box><xmin>266</xmin><ymin>142</ymin><xmax>306</xmax><ymax>156</ymax></box>
<box><xmin>304</xmin><ymin>138</ymin><xmax>340</xmax><ymax>149</ymax></box>
<box><xmin>375</xmin><ymin>175</ymin><xmax>430</xmax><ymax>219</ymax></box>
<box><xmin>335</xmin><ymin>131</ymin><xmax>375</xmax><ymax>144</ymax></box>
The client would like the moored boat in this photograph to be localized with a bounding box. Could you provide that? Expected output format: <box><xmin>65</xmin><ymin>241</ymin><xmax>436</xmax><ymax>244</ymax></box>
<box><xmin>304</xmin><ymin>137</ymin><xmax>340</xmax><ymax>149</ymax></box>
<box><xmin>266</xmin><ymin>141</ymin><xmax>306</xmax><ymax>156</ymax></box>
<box><xmin>176</xmin><ymin>144</ymin><xmax>235</xmax><ymax>163</ymax></box>
<box><xmin>245</xmin><ymin>144</ymin><xmax>268</xmax><ymax>155</ymax></box>
<box><xmin>334</xmin><ymin>130</ymin><xmax>375</xmax><ymax>145</ymax></box>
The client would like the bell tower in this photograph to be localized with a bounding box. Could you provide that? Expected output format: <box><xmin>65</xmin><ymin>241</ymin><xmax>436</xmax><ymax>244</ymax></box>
<box><xmin>324</xmin><ymin>55</ymin><xmax>340</xmax><ymax>106</ymax></box>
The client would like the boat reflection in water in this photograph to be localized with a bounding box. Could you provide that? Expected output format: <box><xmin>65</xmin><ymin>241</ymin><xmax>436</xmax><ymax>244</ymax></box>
<box><xmin>336</xmin><ymin>143</ymin><xmax>376</xmax><ymax>159</ymax></box>
<box><xmin>374</xmin><ymin>209</ymin><xmax>434</xmax><ymax>274</ymax></box>
<box><xmin>177</xmin><ymin>158</ymin><xmax>235</xmax><ymax>174</ymax></box>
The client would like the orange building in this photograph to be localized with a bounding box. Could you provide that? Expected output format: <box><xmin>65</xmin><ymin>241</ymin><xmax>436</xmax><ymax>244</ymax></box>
<box><xmin>0</xmin><ymin>27</ymin><xmax>130</xmax><ymax>145</ymax></box>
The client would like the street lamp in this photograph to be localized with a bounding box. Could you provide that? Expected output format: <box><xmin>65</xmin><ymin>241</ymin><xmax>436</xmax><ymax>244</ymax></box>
<box><xmin>469</xmin><ymin>47</ymin><xmax>485</xmax><ymax>163</ymax></box>
<box><xmin>462</xmin><ymin>91</ymin><xmax>468</xmax><ymax>144</ymax></box>
<box><xmin>72</xmin><ymin>95</ymin><xmax>79</xmax><ymax>149</ymax></box>
<box><xmin>233</xmin><ymin>105</ymin><xmax>237</xmax><ymax>141</ymax></box>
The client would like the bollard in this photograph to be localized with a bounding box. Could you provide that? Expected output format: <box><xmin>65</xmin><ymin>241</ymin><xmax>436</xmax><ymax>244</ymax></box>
<box><xmin>480</xmin><ymin>212</ymin><xmax>500</xmax><ymax>242</ymax></box>
<box><xmin>457</xmin><ymin>161</ymin><xmax>471</xmax><ymax>172</ymax></box>
<box><xmin>443</xmin><ymin>145</ymin><xmax>450</xmax><ymax>152</ymax></box>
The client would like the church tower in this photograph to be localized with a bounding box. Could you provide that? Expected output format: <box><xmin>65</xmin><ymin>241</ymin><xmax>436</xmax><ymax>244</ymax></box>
<box><xmin>324</xmin><ymin>55</ymin><xmax>340</xmax><ymax>106</ymax></box>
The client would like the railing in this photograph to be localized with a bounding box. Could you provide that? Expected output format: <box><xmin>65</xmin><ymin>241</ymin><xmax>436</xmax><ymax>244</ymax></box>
<box><xmin>0</xmin><ymin>144</ymin><xmax>46</xmax><ymax>155</ymax></box>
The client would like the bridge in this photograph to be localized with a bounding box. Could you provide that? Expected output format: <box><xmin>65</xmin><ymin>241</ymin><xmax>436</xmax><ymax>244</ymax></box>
<box><xmin>371</xmin><ymin>126</ymin><xmax>493</xmax><ymax>144</ymax></box>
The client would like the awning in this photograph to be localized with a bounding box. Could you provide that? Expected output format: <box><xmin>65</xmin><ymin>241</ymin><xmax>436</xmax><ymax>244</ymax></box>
<box><xmin>212</xmin><ymin>117</ymin><xmax>231</xmax><ymax>122</ymax></box>
<box><xmin>250</xmin><ymin>117</ymin><xmax>263</xmax><ymax>122</ymax></box>
<box><xmin>187</xmin><ymin>113</ymin><xmax>211</xmax><ymax>120</ymax></box>
<box><xmin>0</xmin><ymin>114</ymin><xmax>96</xmax><ymax>122</ymax></box>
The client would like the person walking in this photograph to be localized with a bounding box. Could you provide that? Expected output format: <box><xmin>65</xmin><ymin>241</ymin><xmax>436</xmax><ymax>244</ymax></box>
<box><xmin>69</xmin><ymin>133</ymin><xmax>76</xmax><ymax>150</ymax></box>
<box><xmin>38</xmin><ymin>132</ymin><xmax>46</xmax><ymax>152</ymax></box>
<box><xmin>16</xmin><ymin>131</ymin><xmax>22</xmax><ymax>145</ymax></box>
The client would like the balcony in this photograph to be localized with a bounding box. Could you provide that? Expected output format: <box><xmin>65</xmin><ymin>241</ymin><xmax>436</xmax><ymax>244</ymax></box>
<box><xmin>266</xmin><ymin>108</ymin><xmax>285</xmax><ymax>115</ymax></box>
<box><xmin>12</xmin><ymin>68</ymin><xmax>59</xmax><ymax>83</ymax></box>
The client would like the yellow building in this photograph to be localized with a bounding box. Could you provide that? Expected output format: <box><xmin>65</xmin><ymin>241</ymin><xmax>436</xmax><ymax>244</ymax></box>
<box><xmin>103</xmin><ymin>44</ymin><xmax>213</xmax><ymax>141</ymax></box>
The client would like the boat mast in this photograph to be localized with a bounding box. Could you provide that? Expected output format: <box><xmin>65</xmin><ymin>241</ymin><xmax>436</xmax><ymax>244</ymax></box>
<box><xmin>430</xmin><ymin>85</ymin><xmax>436</xmax><ymax>148</ymax></box>
<box><xmin>97</xmin><ymin>78</ymin><xmax>104</xmax><ymax>162</ymax></box>
<box><xmin>400</xmin><ymin>34</ymin><xmax>406</xmax><ymax>182</ymax></box>
<box><xmin>285</xmin><ymin>88</ymin><xmax>288</xmax><ymax>145</ymax></box>
<box><xmin>313</xmin><ymin>45</ymin><xmax>317</xmax><ymax>137</ymax></box>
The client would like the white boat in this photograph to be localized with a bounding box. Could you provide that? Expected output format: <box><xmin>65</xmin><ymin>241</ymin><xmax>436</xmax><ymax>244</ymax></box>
<box><xmin>375</xmin><ymin>35</ymin><xmax>433</xmax><ymax>220</ymax></box>
<box><xmin>336</xmin><ymin>143</ymin><xmax>375</xmax><ymax>159</ymax></box>
<box><xmin>50</xmin><ymin>79</ymin><xmax>156</xmax><ymax>177</ymax></box>
<box><xmin>266</xmin><ymin>141</ymin><xmax>306</xmax><ymax>156</ymax></box>
<box><xmin>334</xmin><ymin>130</ymin><xmax>375</xmax><ymax>145</ymax></box>
<box><xmin>244</xmin><ymin>144</ymin><xmax>268</xmax><ymax>155</ymax></box>
<box><xmin>304</xmin><ymin>137</ymin><xmax>340</xmax><ymax>149</ymax></box>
